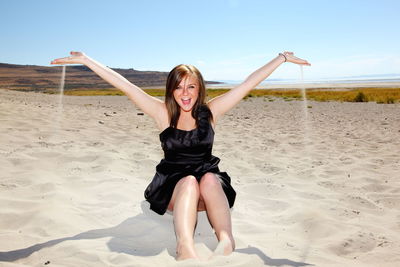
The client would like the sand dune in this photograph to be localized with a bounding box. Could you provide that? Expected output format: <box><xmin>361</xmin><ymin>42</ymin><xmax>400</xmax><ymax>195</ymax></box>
<box><xmin>1</xmin><ymin>89</ymin><xmax>399</xmax><ymax>266</ymax></box>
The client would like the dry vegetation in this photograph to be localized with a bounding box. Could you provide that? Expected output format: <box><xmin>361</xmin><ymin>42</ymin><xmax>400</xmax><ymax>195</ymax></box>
<box><xmin>307</xmin><ymin>88</ymin><xmax>400</xmax><ymax>103</ymax></box>
<box><xmin>61</xmin><ymin>87</ymin><xmax>400</xmax><ymax>104</ymax></box>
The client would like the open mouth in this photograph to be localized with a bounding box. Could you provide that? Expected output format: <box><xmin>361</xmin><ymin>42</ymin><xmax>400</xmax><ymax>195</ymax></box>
<box><xmin>182</xmin><ymin>98</ymin><xmax>191</xmax><ymax>106</ymax></box>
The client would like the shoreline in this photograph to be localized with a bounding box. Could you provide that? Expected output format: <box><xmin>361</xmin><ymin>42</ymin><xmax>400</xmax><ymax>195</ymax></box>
<box><xmin>209</xmin><ymin>81</ymin><xmax>400</xmax><ymax>90</ymax></box>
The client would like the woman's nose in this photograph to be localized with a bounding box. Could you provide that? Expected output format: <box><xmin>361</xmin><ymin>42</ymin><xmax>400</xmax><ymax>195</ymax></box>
<box><xmin>182</xmin><ymin>87</ymin><xmax>189</xmax><ymax>95</ymax></box>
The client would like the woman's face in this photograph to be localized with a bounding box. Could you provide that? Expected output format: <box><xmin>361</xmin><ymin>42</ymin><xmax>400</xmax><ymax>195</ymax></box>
<box><xmin>173</xmin><ymin>75</ymin><xmax>199</xmax><ymax>112</ymax></box>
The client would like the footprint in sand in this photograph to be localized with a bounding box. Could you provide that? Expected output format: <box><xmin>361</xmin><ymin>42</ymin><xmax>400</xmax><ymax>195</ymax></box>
<box><xmin>331</xmin><ymin>231</ymin><xmax>381</xmax><ymax>257</ymax></box>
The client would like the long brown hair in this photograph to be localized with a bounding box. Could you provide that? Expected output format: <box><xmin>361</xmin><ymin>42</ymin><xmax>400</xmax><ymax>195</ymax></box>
<box><xmin>165</xmin><ymin>64</ymin><xmax>210</xmax><ymax>128</ymax></box>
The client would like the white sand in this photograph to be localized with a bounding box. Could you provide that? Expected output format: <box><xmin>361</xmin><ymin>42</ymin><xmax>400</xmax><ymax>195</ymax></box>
<box><xmin>1</xmin><ymin>89</ymin><xmax>399</xmax><ymax>267</ymax></box>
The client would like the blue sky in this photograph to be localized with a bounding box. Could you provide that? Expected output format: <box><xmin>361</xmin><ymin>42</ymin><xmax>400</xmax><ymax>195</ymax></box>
<box><xmin>1</xmin><ymin>0</ymin><xmax>399</xmax><ymax>81</ymax></box>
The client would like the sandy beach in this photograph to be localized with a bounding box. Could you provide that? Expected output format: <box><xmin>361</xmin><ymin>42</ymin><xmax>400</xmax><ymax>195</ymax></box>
<box><xmin>0</xmin><ymin>89</ymin><xmax>399</xmax><ymax>267</ymax></box>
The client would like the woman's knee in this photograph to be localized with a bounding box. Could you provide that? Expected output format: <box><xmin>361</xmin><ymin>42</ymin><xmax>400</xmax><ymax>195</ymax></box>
<box><xmin>168</xmin><ymin>176</ymin><xmax>200</xmax><ymax>211</ymax></box>
<box><xmin>199</xmin><ymin>172</ymin><xmax>222</xmax><ymax>192</ymax></box>
<box><xmin>176</xmin><ymin>175</ymin><xmax>200</xmax><ymax>195</ymax></box>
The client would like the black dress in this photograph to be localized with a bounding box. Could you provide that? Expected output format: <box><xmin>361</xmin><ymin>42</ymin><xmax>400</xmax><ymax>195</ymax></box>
<box><xmin>144</xmin><ymin>105</ymin><xmax>236</xmax><ymax>215</ymax></box>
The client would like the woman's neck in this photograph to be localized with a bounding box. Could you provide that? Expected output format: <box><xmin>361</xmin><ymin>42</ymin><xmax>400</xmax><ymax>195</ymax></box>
<box><xmin>176</xmin><ymin>109</ymin><xmax>196</xmax><ymax>130</ymax></box>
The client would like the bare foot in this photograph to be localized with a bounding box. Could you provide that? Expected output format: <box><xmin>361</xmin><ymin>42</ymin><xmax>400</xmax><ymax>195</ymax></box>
<box><xmin>212</xmin><ymin>238</ymin><xmax>235</xmax><ymax>257</ymax></box>
<box><xmin>176</xmin><ymin>242</ymin><xmax>199</xmax><ymax>261</ymax></box>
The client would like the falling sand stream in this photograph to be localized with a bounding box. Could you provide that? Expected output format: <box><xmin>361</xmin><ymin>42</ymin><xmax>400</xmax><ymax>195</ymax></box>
<box><xmin>299</xmin><ymin>65</ymin><xmax>311</xmax><ymax>152</ymax></box>
<box><xmin>58</xmin><ymin>65</ymin><xmax>66</xmax><ymax>112</ymax></box>
<box><xmin>54</xmin><ymin>65</ymin><xmax>66</xmax><ymax>135</ymax></box>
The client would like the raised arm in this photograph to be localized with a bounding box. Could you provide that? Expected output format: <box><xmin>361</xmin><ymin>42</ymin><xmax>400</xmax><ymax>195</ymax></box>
<box><xmin>208</xmin><ymin>52</ymin><xmax>310</xmax><ymax>122</ymax></box>
<box><xmin>51</xmin><ymin>52</ymin><xmax>167</xmax><ymax>129</ymax></box>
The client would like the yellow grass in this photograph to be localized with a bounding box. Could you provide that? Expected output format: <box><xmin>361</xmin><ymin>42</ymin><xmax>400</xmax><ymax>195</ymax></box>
<box><xmin>307</xmin><ymin>88</ymin><xmax>400</xmax><ymax>103</ymax></box>
<box><xmin>61</xmin><ymin>87</ymin><xmax>400</xmax><ymax>103</ymax></box>
<box><xmin>63</xmin><ymin>89</ymin><xmax>125</xmax><ymax>96</ymax></box>
<box><xmin>208</xmin><ymin>88</ymin><xmax>400</xmax><ymax>103</ymax></box>
<box><xmin>63</xmin><ymin>88</ymin><xmax>166</xmax><ymax>96</ymax></box>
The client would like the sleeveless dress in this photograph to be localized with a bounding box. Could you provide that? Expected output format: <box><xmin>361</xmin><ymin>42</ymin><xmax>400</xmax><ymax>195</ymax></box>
<box><xmin>144</xmin><ymin>106</ymin><xmax>236</xmax><ymax>215</ymax></box>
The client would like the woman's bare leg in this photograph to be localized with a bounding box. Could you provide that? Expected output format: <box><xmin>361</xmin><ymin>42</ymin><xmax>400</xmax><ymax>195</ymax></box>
<box><xmin>199</xmin><ymin>173</ymin><xmax>235</xmax><ymax>255</ymax></box>
<box><xmin>168</xmin><ymin>175</ymin><xmax>200</xmax><ymax>260</ymax></box>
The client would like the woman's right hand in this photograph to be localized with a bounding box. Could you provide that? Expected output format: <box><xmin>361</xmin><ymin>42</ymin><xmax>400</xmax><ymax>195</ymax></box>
<box><xmin>50</xmin><ymin>51</ymin><xmax>87</xmax><ymax>65</ymax></box>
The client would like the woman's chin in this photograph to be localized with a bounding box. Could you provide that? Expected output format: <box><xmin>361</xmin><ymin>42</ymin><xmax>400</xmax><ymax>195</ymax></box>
<box><xmin>179</xmin><ymin>103</ymin><xmax>195</xmax><ymax>112</ymax></box>
<box><xmin>180</xmin><ymin>106</ymin><xmax>193</xmax><ymax>112</ymax></box>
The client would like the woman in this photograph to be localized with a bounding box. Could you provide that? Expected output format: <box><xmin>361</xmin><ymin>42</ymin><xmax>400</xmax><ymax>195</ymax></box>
<box><xmin>51</xmin><ymin>51</ymin><xmax>310</xmax><ymax>260</ymax></box>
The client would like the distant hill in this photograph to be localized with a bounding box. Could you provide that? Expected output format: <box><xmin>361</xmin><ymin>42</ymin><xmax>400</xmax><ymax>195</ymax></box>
<box><xmin>0</xmin><ymin>63</ymin><xmax>221</xmax><ymax>92</ymax></box>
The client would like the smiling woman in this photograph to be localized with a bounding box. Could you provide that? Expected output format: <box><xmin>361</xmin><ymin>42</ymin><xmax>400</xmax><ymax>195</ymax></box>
<box><xmin>50</xmin><ymin>50</ymin><xmax>310</xmax><ymax>261</ymax></box>
<box><xmin>165</xmin><ymin>64</ymin><xmax>206</xmax><ymax>130</ymax></box>
<box><xmin>173</xmin><ymin>76</ymin><xmax>199</xmax><ymax>112</ymax></box>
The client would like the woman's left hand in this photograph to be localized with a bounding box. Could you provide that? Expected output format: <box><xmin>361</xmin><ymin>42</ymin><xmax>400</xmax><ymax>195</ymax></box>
<box><xmin>280</xmin><ymin>51</ymin><xmax>311</xmax><ymax>66</ymax></box>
